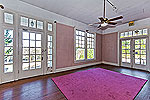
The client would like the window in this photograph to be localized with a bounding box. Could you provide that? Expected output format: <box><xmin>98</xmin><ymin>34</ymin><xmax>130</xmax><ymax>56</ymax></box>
<box><xmin>75</xmin><ymin>30</ymin><xmax>95</xmax><ymax>61</ymax></box>
<box><xmin>22</xmin><ymin>32</ymin><xmax>42</xmax><ymax>70</ymax></box>
<box><xmin>20</xmin><ymin>16</ymin><xmax>28</xmax><ymax>27</ymax></box>
<box><xmin>87</xmin><ymin>33</ymin><xmax>95</xmax><ymax>59</ymax></box>
<box><xmin>4</xmin><ymin>13</ymin><xmax>14</xmax><ymax>24</ymax></box>
<box><xmin>121</xmin><ymin>40</ymin><xmax>131</xmax><ymax>63</ymax></box>
<box><xmin>4</xmin><ymin>29</ymin><xmax>14</xmax><ymax>73</ymax></box>
<box><xmin>29</xmin><ymin>19</ymin><xmax>36</xmax><ymax>28</ymax></box>
<box><xmin>20</xmin><ymin>16</ymin><xmax>44</xmax><ymax>30</ymax></box>
<box><xmin>48</xmin><ymin>23</ymin><xmax>53</xmax><ymax>31</ymax></box>
<box><xmin>37</xmin><ymin>21</ymin><xmax>43</xmax><ymax>30</ymax></box>
<box><xmin>120</xmin><ymin>29</ymin><xmax>148</xmax><ymax>38</ymax></box>
<box><xmin>134</xmin><ymin>39</ymin><xmax>146</xmax><ymax>65</ymax></box>
<box><xmin>75</xmin><ymin>30</ymin><xmax>85</xmax><ymax>60</ymax></box>
<box><xmin>47</xmin><ymin>35</ymin><xmax>53</xmax><ymax>67</ymax></box>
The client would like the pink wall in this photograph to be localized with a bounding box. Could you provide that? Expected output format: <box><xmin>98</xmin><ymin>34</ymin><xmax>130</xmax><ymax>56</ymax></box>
<box><xmin>56</xmin><ymin>23</ymin><xmax>102</xmax><ymax>69</ymax></box>
<box><xmin>102</xmin><ymin>32</ymin><xmax>118</xmax><ymax>64</ymax></box>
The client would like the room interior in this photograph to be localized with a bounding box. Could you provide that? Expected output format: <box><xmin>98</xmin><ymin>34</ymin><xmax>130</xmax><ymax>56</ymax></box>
<box><xmin>0</xmin><ymin>0</ymin><xmax>150</xmax><ymax>100</ymax></box>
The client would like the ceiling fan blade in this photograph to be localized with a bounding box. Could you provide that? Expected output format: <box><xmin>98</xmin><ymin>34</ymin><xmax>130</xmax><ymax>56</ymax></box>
<box><xmin>88</xmin><ymin>22</ymin><xmax>102</xmax><ymax>26</ymax></box>
<box><xmin>97</xmin><ymin>24</ymin><xmax>101</xmax><ymax>28</ymax></box>
<box><xmin>108</xmin><ymin>21</ymin><xmax>117</xmax><ymax>25</ymax></box>
<box><xmin>108</xmin><ymin>16</ymin><xmax>123</xmax><ymax>21</ymax></box>
<box><xmin>98</xmin><ymin>27</ymin><xmax>108</xmax><ymax>30</ymax></box>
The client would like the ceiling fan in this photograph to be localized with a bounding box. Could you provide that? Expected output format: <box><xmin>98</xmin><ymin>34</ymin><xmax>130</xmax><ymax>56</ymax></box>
<box><xmin>89</xmin><ymin>0</ymin><xmax>123</xmax><ymax>30</ymax></box>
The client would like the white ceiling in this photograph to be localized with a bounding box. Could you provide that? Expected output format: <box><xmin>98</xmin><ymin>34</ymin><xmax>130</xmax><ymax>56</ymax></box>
<box><xmin>20</xmin><ymin>0</ymin><xmax>150</xmax><ymax>25</ymax></box>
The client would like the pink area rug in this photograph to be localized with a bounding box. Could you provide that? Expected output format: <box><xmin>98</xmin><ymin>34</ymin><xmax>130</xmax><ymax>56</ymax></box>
<box><xmin>52</xmin><ymin>68</ymin><xmax>147</xmax><ymax>100</ymax></box>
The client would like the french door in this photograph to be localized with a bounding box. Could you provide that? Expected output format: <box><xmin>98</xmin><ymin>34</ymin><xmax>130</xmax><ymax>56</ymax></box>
<box><xmin>18</xmin><ymin>29</ymin><xmax>44</xmax><ymax>79</ymax></box>
<box><xmin>121</xmin><ymin>37</ymin><xmax>149</xmax><ymax>71</ymax></box>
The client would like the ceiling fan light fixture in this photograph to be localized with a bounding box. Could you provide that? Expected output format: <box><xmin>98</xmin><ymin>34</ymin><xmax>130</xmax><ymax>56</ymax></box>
<box><xmin>101</xmin><ymin>22</ymin><xmax>108</xmax><ymax>27</ymax></box>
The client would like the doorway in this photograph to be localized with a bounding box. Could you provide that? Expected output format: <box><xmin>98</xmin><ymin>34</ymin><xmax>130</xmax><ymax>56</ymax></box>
<box><xmin>120</xmin><ymin>37</ymin><xmax>148</xmax><ymax>71</ymax></box>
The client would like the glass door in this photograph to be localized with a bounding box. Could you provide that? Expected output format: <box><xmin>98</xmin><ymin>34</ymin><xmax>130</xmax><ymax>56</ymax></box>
<box><xmin>18</xmin><ymin>30</ymin><xmax>44</xmax><ymax>79</ymax></box>
<box><xmin>120</xmin><ymin>38</ymin><xmax>148</xmax><ymax>71</ymax></box>
<box><xmin>121</xmin><ymin>39</ymin><xmax>132</xmax><ymax>67</ymax></box>
<box><xmin>133</xmin><ymin>38</ymin><xmax>148</xmax><ymax>70</ymax></box>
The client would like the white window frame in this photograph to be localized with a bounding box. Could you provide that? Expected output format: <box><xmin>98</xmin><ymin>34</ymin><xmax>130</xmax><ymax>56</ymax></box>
<box><xmin>74</xmin><ymin>29</ymin><xmax>96</xmax><ymax>62</ymax></box>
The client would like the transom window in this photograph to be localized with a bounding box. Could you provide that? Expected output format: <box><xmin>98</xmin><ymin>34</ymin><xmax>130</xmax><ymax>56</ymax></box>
<box><xmin>75</xmin><ymin>30</ymin><xmax>95</xmax><ymax>61</ymax></box>
<box><xmin>20</xmin><ymin>16</ymin><xmax>44</xmax><ymax>30</ymax></box>
<box><xmin>4</xmin><ymin>12</ymin><xmax>14</xmax><ymax>24</ymax></box>
<box><xmin>120</xmin><ymin>29</ymin><xmax>148</xmax><ymax>38</ymax></box>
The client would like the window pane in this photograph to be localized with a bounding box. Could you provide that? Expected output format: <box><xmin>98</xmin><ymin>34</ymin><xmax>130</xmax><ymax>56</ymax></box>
<box><xmin>135</xmin><ymin>58</ymin><xmax>140</xmax><ymax>64</ymax></box>
<box><xmin>76</xmin><ymin>48</ymin><xmax>85</xmax><ymax>60</ymax></box>
<box><xmin>4</xmin><ymin>13</ymin><xmax>13</xmax><ymax>24</ymax></box>
<box><xmin>23</xmin><ymin>32</ymin><xmax>29</xmax><ymax>39</ymax></box>
<box><xmin>48</xmin><ymin>42</ymin><xmax>52</xmax><ymax>48</ymax></box>
<box><xmin>120</xmin><ymin>33</ymin><xmax>124</xmax><ymax>38</ymax></box>
<box><xmin>141</xmin><ymin>39</ymin><xmax>146</xmax><ymax>44</ymax></box>
<box><xmin>4</xmin><ymin>38</ymin><xmax>13</xmax><ymax>46</ymax></box>
<box><xmin>48</xmin><ymin>61</ymin><xmax>52</xmax><ymax>67</ymax></box>
<box><xmin>22</xmin><ymin>63</ymin><xmax>29</xmax><ymax>70</ymax></box>
<box><xmin>124</xmin><ymin>32</ymin><xmax>128</xmax><ymax>37</ymax></box>
<box><xmin>30</xmin><ymin>48</ymin><xmax>35</xmax><ymax>54</ymax></box>
<box><xmin>141</xmin><ymin>59</ymin><xmax>146</xmax><ymax>65</ymax></box>
<box><xmin>36</xmin><ymin>41</ymin><xmax>41</xmax><ymax>47</ymax></box>
<box><xmin>138</xmin><ymin>30</ymin><xmax>142</xmax><ymax>35</ymax></box>
<box><xmin>128</xmin><ymin>31</ymin><xmax>132</xmax><ymax>37</ymax></box>
<box><xmin>22</xmin><ymin>55</ymin><xmax>29</xmax><ymax>62</ymax></box>
<box><xmin>23</xmin><ymin>48</ymin><xmax>29</xmax><ymax>54</ymax></box>
<box><xmin>29</xmin><ymin>19</ymin><xmax>36</xmax><ymax>28</ymax></box>
<box><xmin>30</xmin><ymin>33</ymin><xmax>35</xmax><ymax>40</ymax></box>
<box><xmin>4</xmin><ymin>56</ymin><xmax>13</xmax><ymax>64</ymax></box>
<box><xmin>48</xmin><ymin>23</ymin><xmax>53</xmax><ymax>31</ymax></box>
<box><xmin>30</xmin><ymin>62</ymin><xmax>35</xmax><ymax>69</ymax></box>
<box><xmin>48</xmin><ymin>49</ymin><xmax>52</xmax><ymax>54</ymax></box>
<box><xmin>37</xmin><ymin>21</ymin><xmax>43</xmax><ymax>30</ymax></box>
<box><xmin>36</xmin><ymin>48</ymin><xmax>41</xmax><ymax>54</ymax></box>
<box><xmin>30</xmin><ymin>40</ymin><xmax>35</xmax><ymax>47</ymax></box>
<box><xmin>36</xmin><ymin>62</ymin><xmax>41</xmax><ymax>69</ymax></box>
<box><xmin>4</xmin><ymin>64</ymin><xmax>13</xmax><ymax>73</ymax></box>
<box><xmin>4</xmin><ymin>29</ymin><xmax>13</xmax><ymax>38</ymax></box>
<box><xmin>23</xmin><ymin>40</ymin><xmax>29</xmax><ymax>47</ymax></box>
<box><xmin>48</xmin><ymin>55</ymin><xmax>52</xmax><ymax>60</ymax></box>
<box><xmin>20</xmin><ymin>17</ymin><xmax>28</xmax><ymax>27</ymax></box>
<box><xmin>4</xmin><ymin>47</ymin><xmax>13</xmax><ymax>55</ymax></box>
<box><xmin>30</xmin><ymin>55</ymin><xmax>35</xmax><ymax>62</ymax></box>
<box><xmin>143</xmin><ymin>29</ymin><xmax>148</xmax><ymax>35</ymax></box>
<box><xmin>87</xmin><ymin>49</ymin><xmax>94</xmax><ymax>59</ymax></box>
<box><xmin>36</xmin><ymin>55</ymin><xmax>41</xmax><ymax>62</ymax></box>
<box><xmin>48</xmin><ymin>35</ymin><xmax>52</xmax><ymax>41</ymax></box>
<box><xmin>36</xmin><ymin>34</ymin><xmax>41</xmax><ymax>40</ymax></box>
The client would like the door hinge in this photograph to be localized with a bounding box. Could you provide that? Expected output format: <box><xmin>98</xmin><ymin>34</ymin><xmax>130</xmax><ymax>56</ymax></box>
<box><xmin>18</xmin><ymin>70</ymin><xmax>19</xmax><ymax>74</ymax></box>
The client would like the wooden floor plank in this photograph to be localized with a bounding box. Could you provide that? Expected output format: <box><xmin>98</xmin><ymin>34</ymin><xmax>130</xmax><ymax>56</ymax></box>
<box><xmin>0</xmin><ymin>64</ymin><xmax>149</xmax><ymax>100</ymax></box>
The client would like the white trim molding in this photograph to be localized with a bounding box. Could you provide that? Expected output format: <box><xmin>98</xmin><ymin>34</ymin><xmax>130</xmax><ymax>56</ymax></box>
<box><xmin>55</xmin><ymin>62</ymin><xmax>102</xmax><ymax>73</ymax></box>
<box><xmin>102</xmin><ymin>61</ymin><xmax>119</xmax><ymax>66</ymax></box>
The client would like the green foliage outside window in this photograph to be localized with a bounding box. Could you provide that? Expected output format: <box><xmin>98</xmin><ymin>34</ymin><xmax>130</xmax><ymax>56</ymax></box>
<box><xmin>87</xmin><ymin>49</ymin><xmax>94</xmax><ymax>59</ymax></box>
<box><xmin>76</xmin><ymin>48</ymin><xmax>85</xmax><ymax>60</ymax></box>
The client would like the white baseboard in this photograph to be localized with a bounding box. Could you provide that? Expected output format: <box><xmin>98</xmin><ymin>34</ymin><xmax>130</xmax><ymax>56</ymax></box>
<box><xmin>102</xmin><ymin>61</ymin><xmax>119</xmax><ymax>66</ymax></box>
<box><xmin>55</xmin><ymin>61</ymin><xmax>102</xmax><ymax>73</ymax></box>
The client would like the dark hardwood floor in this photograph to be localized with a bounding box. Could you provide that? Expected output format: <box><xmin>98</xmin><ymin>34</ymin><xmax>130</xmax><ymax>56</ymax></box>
<box><xmin>0</xmin><ymin>64</ymin><xmax>150</xmax><ymax>100</ymax></box>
